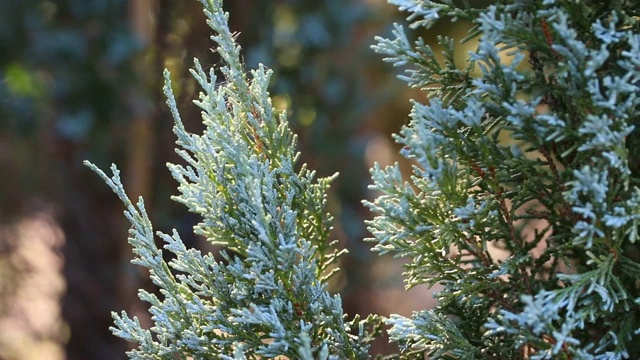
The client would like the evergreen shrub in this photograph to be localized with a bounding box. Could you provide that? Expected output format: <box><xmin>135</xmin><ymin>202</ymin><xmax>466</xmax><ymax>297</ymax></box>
<box><xmin>87</xmin><ymin>0</ymin><xmax>640</xmax><ymax>358</ymax></box>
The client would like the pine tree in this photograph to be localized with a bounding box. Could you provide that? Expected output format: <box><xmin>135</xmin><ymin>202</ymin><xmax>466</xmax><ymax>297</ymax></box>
<box><xmin>87</xmin><ymin>0</ymin><xmax>640</xmax><ymax>358</ymax></box>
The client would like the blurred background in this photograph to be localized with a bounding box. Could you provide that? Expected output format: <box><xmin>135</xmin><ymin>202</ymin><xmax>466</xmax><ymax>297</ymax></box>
<box><xmin>0</xmin><ymin>0</ymin><xmax>477</xmax><ymax>358</ymax></box>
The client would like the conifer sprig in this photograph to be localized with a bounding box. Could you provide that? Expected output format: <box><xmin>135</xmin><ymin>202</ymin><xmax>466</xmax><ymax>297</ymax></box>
<box><xmin>86</xmin><ymin>0</ymin><xmax>372</xmax><ymax>357</ymax></box>
<box><xmin>368</xmin><ymin>1</ymin><xmax>640</xmax><ymax>358</ymax></box>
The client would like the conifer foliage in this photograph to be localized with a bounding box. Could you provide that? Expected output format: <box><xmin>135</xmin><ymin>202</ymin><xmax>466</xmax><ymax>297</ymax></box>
<box><xmin>368</xmin><ymin>0</ymin><xmax>640</xmax><ymax>358</ymax></box>
<box><xmin>85</xmin><ymin>0</ymin><xmax>372</xmax><ymax>358</ymax></box>
<box><xmin>87</xmin><ymin>0</ymin><xmax>640</xmax><ymax>358</ymax></box>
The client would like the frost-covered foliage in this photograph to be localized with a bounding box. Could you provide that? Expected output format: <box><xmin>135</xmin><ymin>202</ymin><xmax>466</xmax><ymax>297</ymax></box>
<box><xmin>85</xmin><ymin>0</ymin><xmax>375</xmax><ymax>358</ymax></box>
<box><xmin>368</xmin><ymin>0</ymin><xmax>640</xmax><ymax>359</ymax></box>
